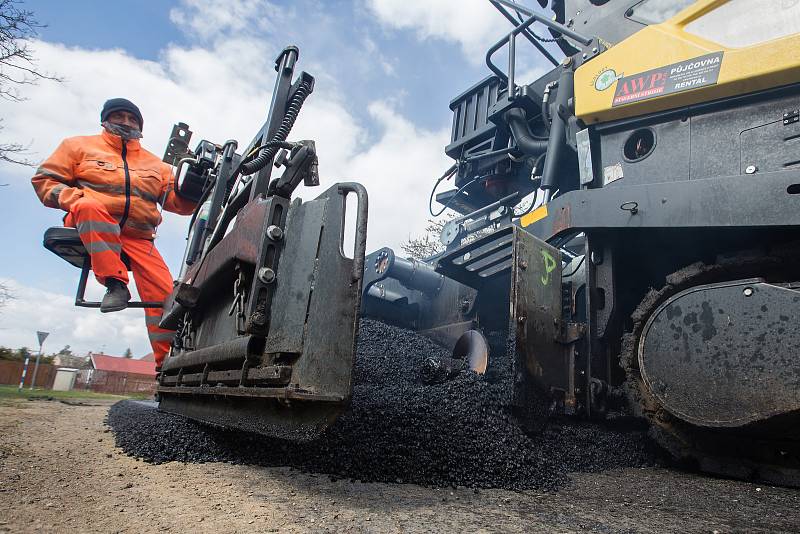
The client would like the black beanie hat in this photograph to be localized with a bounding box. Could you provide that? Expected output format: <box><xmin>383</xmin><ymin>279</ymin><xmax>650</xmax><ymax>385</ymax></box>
<box><xmin>101</xmin><ymin>98</ymin><xmax>143</xmax><ymax>130</ymax></box>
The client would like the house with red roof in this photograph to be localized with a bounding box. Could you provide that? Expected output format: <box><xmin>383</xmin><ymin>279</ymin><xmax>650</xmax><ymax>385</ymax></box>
<box><xmin>90</xmin><ymin>353</ymin><xmax>156</xmax><ymax>377</ymax></box>
<box><xmin>76</xmin><ymin>353</ymin><xmax>157</xmax><ymax>395</ymax></box>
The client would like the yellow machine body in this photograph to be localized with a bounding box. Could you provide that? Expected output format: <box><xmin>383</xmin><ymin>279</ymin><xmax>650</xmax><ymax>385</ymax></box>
<box><xmin>575</xmin><ymin>0</ymin><xmax>800</xmax><ymax>123</ymax></box>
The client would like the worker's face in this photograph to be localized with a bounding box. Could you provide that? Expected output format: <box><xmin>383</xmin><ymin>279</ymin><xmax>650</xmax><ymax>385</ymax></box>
<box><xmin>106</xmin><ymin>110</ymin><xmax>140</xmax><ymax>130</ymax></box>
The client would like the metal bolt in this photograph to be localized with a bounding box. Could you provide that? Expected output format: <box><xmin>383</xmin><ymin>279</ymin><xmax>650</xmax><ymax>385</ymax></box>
<box><xmin>463</xmin><ymin>252</ymin><xmax>471</xmax><ymax>261</ymax></box>
<box><xmin>745</xmin><ymin>165</ymin><xmax>757</xmax><ymax>174</ymax></box>
<box><xmin>520</xmin><ymin>260</ymin><xmax>528</xmax><ymax>270</ymax></box>
<box><xmin>592</xmin><ymin>47</ymin><xmax>598</xmax><ymax>53</ymax></box>
<box><xmin>590</xmin><ymin>250</ymin><xmax>603</xmax><ymax>265</ymax></box>
<box><xmin>517</xmin><ymin>315</ymin><xmax>526</xmax><ymax>323</ymax></box>
<box><xmin>743</xmin><ymin>287</ymin><xmax>753</xmax><ymax>297</ymax></box>
<box><xmin>266</xmin><ymin>225</ymin><xmax>284</xmax><ymax>241</ymax></box>
<box><xmin>258</xmin><ymin>267</ymin><xmax>276</xmax><ymax>284</ymax></box>
<box><xmin>582</xmin><ymin>53</ymin><xmax>588</xmax><ymax>59</ymax></box>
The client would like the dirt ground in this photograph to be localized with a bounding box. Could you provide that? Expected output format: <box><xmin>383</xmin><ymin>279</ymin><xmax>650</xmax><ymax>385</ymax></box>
<box><xmin>0</xmin><ymin>399</ymin><xmax>798</xmax><ymax>533</ymax></box>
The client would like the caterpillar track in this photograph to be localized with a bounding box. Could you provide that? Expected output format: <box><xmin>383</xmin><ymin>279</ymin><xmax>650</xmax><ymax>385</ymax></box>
<box><xmin>622</xmin><ymin>245</ymin><xmax>800</xmax><ymax>486</ymax></box>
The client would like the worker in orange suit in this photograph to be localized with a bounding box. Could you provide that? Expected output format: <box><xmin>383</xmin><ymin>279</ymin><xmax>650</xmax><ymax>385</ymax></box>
<box><xmin>31</xmin><ymin>98</ymin><xmax>197</xmax><ymax>368</ymax></box>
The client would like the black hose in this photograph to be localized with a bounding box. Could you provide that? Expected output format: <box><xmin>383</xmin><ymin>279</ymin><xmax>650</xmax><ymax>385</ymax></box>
<box><xmin>541</xmin><ymin>98</ymin><xmax>552</xmax><ymax>132</ymax></box>
<box><xmin>238</xmin><ymin>81</ymin><xmax>312</xmax><ymax>177</ymax></box>
<box><xmin>427</xmin><ymin>163</ymin><xmax>459</xmax><ymax>217</ymax></box>
<box><xmin>541</xmin><ymin>81</ymin><xmax>557</xmax><ymax>132</ymax></box>
<box><xmin>504</xmin><ymin>108</ymin><xmax>549</xmax><ymax>156</ymax></box>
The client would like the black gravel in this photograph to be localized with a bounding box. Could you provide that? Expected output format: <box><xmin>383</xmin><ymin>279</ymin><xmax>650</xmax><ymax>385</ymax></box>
<box><xmin>108</xmin><ymin>319</ymin><xmax>657</xmax><ymax>491</ymax></box>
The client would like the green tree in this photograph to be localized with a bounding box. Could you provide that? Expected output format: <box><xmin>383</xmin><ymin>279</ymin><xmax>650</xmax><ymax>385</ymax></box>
<box><xmin>123</xmin><ymin>347</ymin><xmax>133</xmax><ymax>359</ymax></box>
<box><xmin>14</xmin><ymin>346</ymin><xmax>31</xmax><ymax>360</ymax></box>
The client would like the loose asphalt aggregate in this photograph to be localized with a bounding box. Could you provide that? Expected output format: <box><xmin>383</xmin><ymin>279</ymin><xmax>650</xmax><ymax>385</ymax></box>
<box><xmin>108</xmin><ymin>319</ymin><xmax>657</xmax><ymax>490</ymax></box>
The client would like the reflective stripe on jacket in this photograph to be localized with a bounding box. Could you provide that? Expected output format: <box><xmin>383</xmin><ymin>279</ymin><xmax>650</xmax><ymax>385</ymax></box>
<box><xmin>31</xmin><ymin>129</ymin><xmax>196</xmax><ymax>239</ymax></box>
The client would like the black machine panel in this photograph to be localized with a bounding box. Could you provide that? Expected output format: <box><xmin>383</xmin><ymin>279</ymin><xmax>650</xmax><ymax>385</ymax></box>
<box><xmin>594</xmin><ymin>86</ymin><xmax>800</xmax><ymax>188</ymax></box>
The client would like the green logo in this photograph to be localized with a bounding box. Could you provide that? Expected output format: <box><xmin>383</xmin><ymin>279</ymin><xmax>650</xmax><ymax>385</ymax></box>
<box><xmin>594</xmin><ymin>69</ymin><xmax>619</xmax><ymax>91</ymax></box>
<box><xmin>541</xmin><ymin>250</ymin><xmax>557</xmax><ymax>285</ymax></box>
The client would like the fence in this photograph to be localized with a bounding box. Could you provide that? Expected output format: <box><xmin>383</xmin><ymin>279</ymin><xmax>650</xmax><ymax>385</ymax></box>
<box><xmin>75</xmin><ymin>369</ymin><xmax>156</xmax><ymax>395</ymax></box>
<box><xmin>0</xmin><ymin>360</ymin><xmax>56</xmax><ymax>389</ymax></box>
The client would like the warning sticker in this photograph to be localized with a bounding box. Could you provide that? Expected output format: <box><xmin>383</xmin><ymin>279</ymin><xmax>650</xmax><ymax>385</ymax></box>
<box><xmin>612</xmin><ymin>52</ymin><xmax>723</xmax><ymax>107</ymax></box>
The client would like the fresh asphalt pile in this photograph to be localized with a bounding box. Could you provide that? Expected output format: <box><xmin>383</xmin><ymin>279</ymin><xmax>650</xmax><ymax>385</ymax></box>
<box><xmin>108</xmin><ymin>319</ymin><xmax>656</xmax><ymax>490</ymax></box>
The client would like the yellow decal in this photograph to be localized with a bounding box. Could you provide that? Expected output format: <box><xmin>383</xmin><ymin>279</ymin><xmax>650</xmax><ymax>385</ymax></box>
<box><xmin>574</xmin><ymin>0</ymin><xmax>800</xmax><ymax>123</ymax></box>
<box><xmin>520</xmin><ymin>204</ymin><xmax>547</xmax><ymax>227</ymax></box>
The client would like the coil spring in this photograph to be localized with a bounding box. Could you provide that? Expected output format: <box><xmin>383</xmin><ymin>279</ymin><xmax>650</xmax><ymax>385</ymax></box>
<box><xmin>239</xmin><ymin>81</ymin><xmax>313</xmax><ymax>176</ymax></box>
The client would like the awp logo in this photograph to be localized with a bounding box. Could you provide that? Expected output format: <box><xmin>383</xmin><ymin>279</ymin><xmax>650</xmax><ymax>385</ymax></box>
<box><xmin>613</xmin><ymin>70</ymin><xmax>668</xmax><ymax>105</ymax></box>
<box><xmin>593</xmin><ymin>68</ymin><xmax>621</xmax><ymax>91</ymax></box>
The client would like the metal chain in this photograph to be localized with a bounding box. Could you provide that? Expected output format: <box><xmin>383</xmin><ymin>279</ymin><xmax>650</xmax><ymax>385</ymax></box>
<box><xmin>228</xmin><ymin>270</ymin><xmax>247</xmax><ymax>333</ymax></box>
<box><xmin>180</xmin><ymin>316</ymin><xmax>195</xmax><ymax>351</ymax></box>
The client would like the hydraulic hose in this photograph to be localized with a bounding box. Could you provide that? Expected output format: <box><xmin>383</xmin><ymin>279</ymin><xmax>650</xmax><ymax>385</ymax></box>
<box><xmin>238</xmin><ymin>81</ymin><xmax>312</xmax><ymax>177</ymax></box>
<box><xmin>504</xmin><ymin>107</ymin><xmax>549</xmax><ymax>156</ymax></box>
<box><xmin>541</xmin><ymin>64</ymin><xmax>574</xmax><ymax>198</ymax></box>
<box><xmin>541</xmin><ymin>80</ymin><xmax>558</xmax><ymax>132</ymax></box>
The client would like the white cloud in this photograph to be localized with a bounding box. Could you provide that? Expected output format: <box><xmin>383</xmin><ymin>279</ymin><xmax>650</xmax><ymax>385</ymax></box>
<box><xmin>0</xmin><ymin>1</ymin><xmax>452</xmax><ymax>354</ymax></box>
<box><xmin>366</xmin><ymin>0</ymin><xmax>559</xmax><ymax>77</ymax></box>
<box><xmin>366</xmin><ymin>0</ymin><xmax>508</xmax><ymax>62</ymax></box>
<box><xmin>0</xmin><ymin>277</ymin><xmax>151</xmax><ymax>356</ymax></box>
<box><xmin>349</xmin><ymin>101</ymin><xmax>451</xmax><ymax>250</ymax></box>
<box><xmin>362</xmin><ymin>36</ymin><xmax>397</xmax><ymax>76</ymax></box>
<box><xmin>169</xmin><ymin>0</ymin><xmax>285</xmax><ymax>42</ymax></box>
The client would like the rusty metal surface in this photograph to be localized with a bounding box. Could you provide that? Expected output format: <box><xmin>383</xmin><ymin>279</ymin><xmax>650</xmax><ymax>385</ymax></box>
<box><xmin>158</xmin><ymin>182</ymin><xmax>367</xmax><ymax>439</ymax></box>
<box><xmin>263</xmin><ymin>197</ymin><xmax>327</xmax><ymax>354</ymax></box>
<box><xmin>158</xmin><ymin>393</ymin><xmax>344</xmax><ymax>442</ymax></box>
<box><xmin>185</xmin><ymin>197</ymin><xmax>271</xmax><ymax>289</ymax></box>
<box><xmin>160</xmin><ymin>337</ymin><xmax>253</xmax><ymax>372</ymax></box>
<box><xmin>158</xmin><ymin>385</ymin><xmax>343</xmax><ymax>402</ymax></box>
<box><xmin>509</xmin><ymin>226</ymin><xmax>574</xmax><ymax>424</ymax></box>
<box><xmin>639</xmin><ymin>279</ymin><xmax>800</xmax><ymax>427</ymax></box>
<box><xmin>278</xmin><ymin>183</ymin><xmax>367</xmax><ymax>400</ymax></box>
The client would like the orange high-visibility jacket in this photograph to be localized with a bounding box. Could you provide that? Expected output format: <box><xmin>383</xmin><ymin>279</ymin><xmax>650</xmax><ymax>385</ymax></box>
<box><xmin>32</xmin><ymin>129</ymin><xmax>196</xmax><ymax>239</ymax></box>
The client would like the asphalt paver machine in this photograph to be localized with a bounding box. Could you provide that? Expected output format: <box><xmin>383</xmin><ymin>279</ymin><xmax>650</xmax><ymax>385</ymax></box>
<box><xmin>45</xmin><ymin>0</ymin><xmax>800</xmax><ymax>486</ymax></box>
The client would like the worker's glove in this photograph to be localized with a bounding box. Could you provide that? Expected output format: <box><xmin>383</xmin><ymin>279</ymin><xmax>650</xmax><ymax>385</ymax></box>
<box><xmin>57</xmin><ymin>187</ymin><xmax>85</xmax><ymax>212</ymax></box>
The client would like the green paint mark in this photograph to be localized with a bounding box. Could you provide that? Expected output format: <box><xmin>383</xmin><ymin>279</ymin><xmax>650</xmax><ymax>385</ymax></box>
<box><xmin>541</xmin><ymin>250</ymin><xmax>557</xmax><ymax>285</ymax></box>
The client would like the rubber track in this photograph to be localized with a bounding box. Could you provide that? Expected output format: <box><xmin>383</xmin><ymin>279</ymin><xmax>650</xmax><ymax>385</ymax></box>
<box><xmin>620</xmin><ymin>243</ymin><xmax>800</xmax><ymax>487</ymax></box>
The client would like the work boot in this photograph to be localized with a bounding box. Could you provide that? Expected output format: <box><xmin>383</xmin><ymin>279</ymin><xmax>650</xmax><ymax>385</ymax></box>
<box><xmin>100</xmin><ymin>278</ymin><xmax>131</xmax><ymax>313</ymax></box>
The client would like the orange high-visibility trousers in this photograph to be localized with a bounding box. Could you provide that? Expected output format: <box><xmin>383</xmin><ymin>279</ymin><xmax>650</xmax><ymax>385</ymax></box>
<box><xmin>65</xmin><ymin>197</ymin><xmax>175</xmax><ymax>366</ymax></box>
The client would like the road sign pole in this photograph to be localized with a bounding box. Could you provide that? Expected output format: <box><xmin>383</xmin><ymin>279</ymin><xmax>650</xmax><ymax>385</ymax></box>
<box><xmin>29</xmin><ymin>331</ymin><xmax>49</xmax><ymax>391</ymax></box>
<box><xmin>30</xmin><ymin>344</ymin><xmax>43</xmax><ymax>391</ymax></box>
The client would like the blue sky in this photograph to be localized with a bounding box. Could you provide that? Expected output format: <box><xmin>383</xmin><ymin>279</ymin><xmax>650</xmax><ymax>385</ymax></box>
<box><xmin>0</xmin><ymin>0</ymin><xmax>557</xmax><ymax>356</ymax></box>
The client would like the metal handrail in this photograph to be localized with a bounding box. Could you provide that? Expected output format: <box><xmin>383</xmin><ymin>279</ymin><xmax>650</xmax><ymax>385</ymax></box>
<box><xmin>485</xmin><ymin>0</ymin><xmax>592</xmax><ymax>90</ymax></box>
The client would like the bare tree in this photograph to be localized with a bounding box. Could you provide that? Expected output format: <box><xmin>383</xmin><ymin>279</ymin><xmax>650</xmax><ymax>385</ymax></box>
<box><xmin>0</xmin><ymin>0</ymin><xmax>59</xmax><ymax>165</ymax></box>
<box><xmin>0</xmin><ymin>281</ymin><xmax>13</xmax><ymax>309</ymax></box>
<box><xmin>400</xmin><ymin>216</ymin><xmax>453</xmax><ymax>260</ymax></box>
